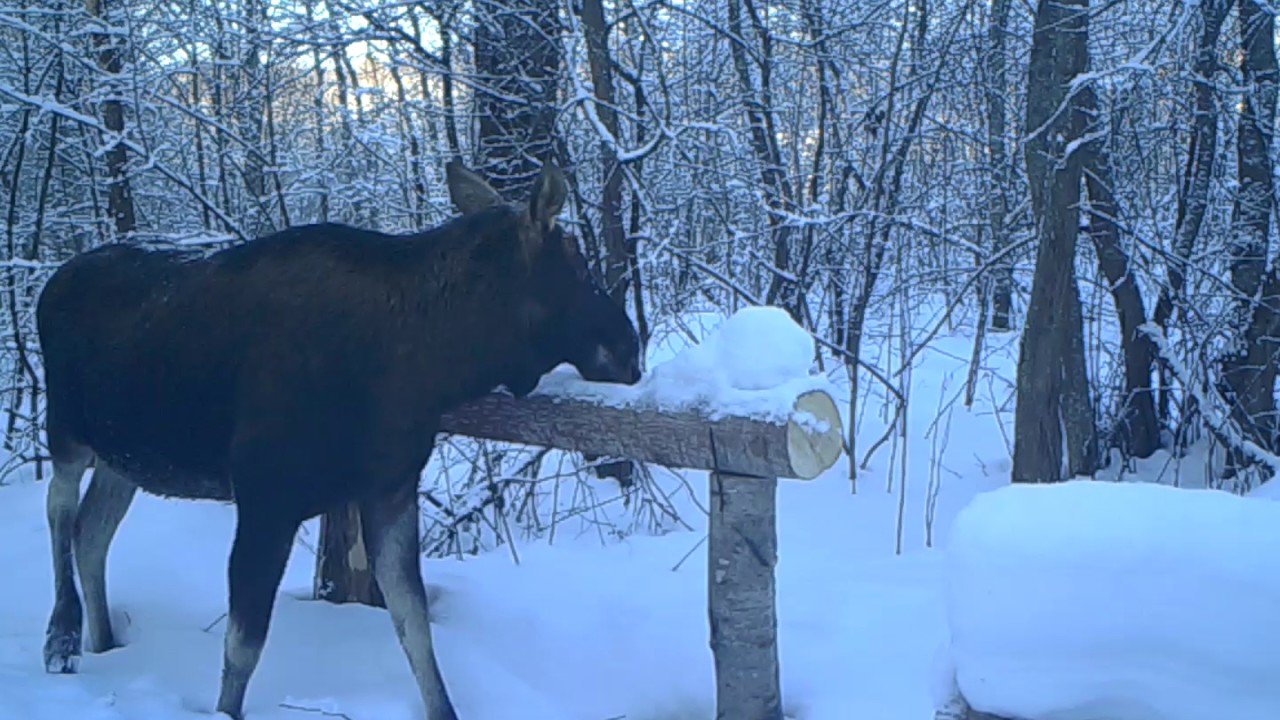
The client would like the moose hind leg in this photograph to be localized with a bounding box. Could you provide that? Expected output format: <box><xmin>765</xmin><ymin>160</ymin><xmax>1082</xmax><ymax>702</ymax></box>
<box><xmin>361</xmin><ymin>485</ymin><xmax>459</xmax><ymax>720</ymax></box>
<box><xmin>74</xmin><ymin>463</ymin><xmax>137</xmax><ymax>654</ymax></box>
<box><xmin>215</xmin><ymin>504</ymin><xmax>299</xmax><ymax>720</ymax></box>
<box><xmin>43</xmin><ymin>447</ymin><xmax>92</xmax><ymax>673</ymax></box>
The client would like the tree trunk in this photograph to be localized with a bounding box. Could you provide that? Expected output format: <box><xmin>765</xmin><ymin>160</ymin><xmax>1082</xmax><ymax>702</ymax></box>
<box><xmin>1153</xmin><ymin>0</ymin><xmax>1227</xmax><ymax>331</ymax></box>
<box><xmin>1152</xmin><ymin>0</ymin><xmax>1228</xmax><ymax>438</ymax></box>
<box><xmin>1012</xmin><ymin>0</ymin><xmax>1097</xmax><ymax>484</ymax></box>
<box><xmin>1221</xmin><ymin>0</ymin><xmax>1280</xmax><ymax>481</ymax></box>
<box><xmin>579</xmin><ymin>0</ymin><xmax>640</xmax><ymax>487</ymax></box>
<box><xmin>839</xmin><ymin>0</ymin><xmax>936</xmax><ymax>482</ymax></box>
<box><xmin>238</xmin><ymin>0</ymin><xmax>269</xmax><ymax>237</ymax></box>
<box><xmin>86</xmin><ymin>0</ymin><xmax>137</xmax><ymax>237</ymax></box>
<box><xmin>1080</xmin><ymin>115</ymin><xmax>1159</xmax><ymax>459</ymax></box>
<box><xmin>305</xmin><ymin>1</ymin><xmax>330</xmax><ymax>223</ymax></box>
<box><xmin>580</xmin><ymin>0</ymin><xmax>629</xmax><ymax>302</ymax></box>
<box><xmin>472</xmin><ymin>0</ymin><xmax>563</xmax><ymax>196</ymax></box>
<box><xmin>985</xmin><ymin>0</ymin><xmax>1015</xmax><ymax>331</ymax></box>
<box><xmin>314</xmin><ymin>504</ymin><xmax>385</xmax><ymax>607</ymax></box>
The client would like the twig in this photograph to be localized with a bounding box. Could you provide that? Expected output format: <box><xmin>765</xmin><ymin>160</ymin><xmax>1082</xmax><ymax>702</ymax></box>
<box><xmin>279</xmin><ymin>702</ymin><xmax>354</xmax><ymax>719</ymax></box>
<box><xmin>202</xmin><ymin>612</ymin><xmax>227</xmax><ymax>633</ymax></box>
<box><xmin>670</xmin><ymin>533</ymin><xmax>708</xmax><ymax>572</ymax></box>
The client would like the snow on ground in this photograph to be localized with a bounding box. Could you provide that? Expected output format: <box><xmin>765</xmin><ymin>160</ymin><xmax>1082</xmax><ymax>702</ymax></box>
<box><xmin>0</xmin><ymin>302</ymin><xmax>1276</xmax><ymax>719</ymax></box>
<box><xmin>939</xmin><ymin>480</ymin><xmax>1280</xmax><ymax>720</ymax></box>
<box><xmin>0</xmin><ymin>460</ymin><xmax>954</xmax><ymax>720</ymax></box>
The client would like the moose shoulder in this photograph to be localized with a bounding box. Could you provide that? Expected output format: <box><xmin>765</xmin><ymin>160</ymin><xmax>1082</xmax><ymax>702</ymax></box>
<box><xmin>35</xmin><ymin>160</ymin><xmax>641</xmax><ymax>720</ymax></box>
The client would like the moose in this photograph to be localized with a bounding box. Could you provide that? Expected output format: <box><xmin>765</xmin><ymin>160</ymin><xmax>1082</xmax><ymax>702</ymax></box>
<box><xmin>36</xmin><ymin>159</ymin><xmax>642</xmax><ymax>720</ymax></box>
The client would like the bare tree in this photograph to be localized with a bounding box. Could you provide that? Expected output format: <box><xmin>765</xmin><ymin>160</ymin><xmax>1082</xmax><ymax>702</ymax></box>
<box><xmin>1218</xmin><ymin>0</ymin><xmax>1280</xmax><ymax>484</ymax></box>
<box><xmin>1012</xmin><ymin>0</ymin><xmax>1098</xmax><ymax>483</ymax></box>
<box><xmin>472</xmin><ymin>0</ymin><xmax>563</xmax><ymax>194</ymax></box>
<box><xmin>87</xmin><ymin>0</ymin><xmax>138</xmax><ymax>237</ymax></box>
<box><xmin>1079</xmin><ymin>90</ymin><xmax>1159</xmax><ymax>460</ymax></box>
<box><xmin>985</xmin><ymin>0</ymin><xmax>1015</xmax><ymax>331</ymax></box>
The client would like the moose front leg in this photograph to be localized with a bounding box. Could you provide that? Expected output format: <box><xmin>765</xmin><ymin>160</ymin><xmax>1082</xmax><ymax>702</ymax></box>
<box><xmin>360</xmin><ymin>482</ymin><xmax>459</xmax><ymax>720</ymax></box>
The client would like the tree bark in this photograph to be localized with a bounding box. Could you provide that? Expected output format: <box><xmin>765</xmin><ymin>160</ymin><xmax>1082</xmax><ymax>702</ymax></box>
<box><xmin>1220</xmin><ymin>0</ymin><xmax>1280</xmax><ymax>479</ymax></box>
<box><xmin>1080</xmin><ymin>111</ymin><xmax>1159</xmax><ymax>459</ymax></box>
<box><xmin>580</xmin><ymin>0</ymin><xmax>629</xmax><ymax>302</ymax></box>
<box><xmin>86</xmin><ymin>0</ymin><xmax>136</xmax><ymax>237</ymax></box>
<box><xmin>314</xmin><ymin>504</ymin><xmax>385</xmax><ymax>607</ymax></box>
<box><xmin>985</xmin><ymin>0</ymin><xmax>1015</xmax><ymax>331</ymax></box>
<box><xmin>238</xmin><ymin>0</ymin><xmax>269</xmax><ymax>237</ymax></box>
<box><xmin>472</xmin><ymin>0</ymin><xmax>563</xmax><ymax>196</ymax></box>
<box><xmin>579</xmin><ymin>0</ymin><xmax>641</xmax><ymax>487</ymax></box>
<box><xmin>1154</xmin><ymin>0</ymin><xmax>1228</xmax><ymax>332</ymax></box>
<box><xmin>1012</xmin><ymin>0</ymin><xmax>1097</xmax><ymax>484</ymax></box>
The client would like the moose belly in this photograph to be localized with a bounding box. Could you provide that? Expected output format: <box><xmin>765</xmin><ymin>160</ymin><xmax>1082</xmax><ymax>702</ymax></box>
<box><xmin>95</xmin><ymin>446</ymin><xmax>234</xmax><ymax>501</ymax></box>
<box><xmin>83</xmin><ymin>405</ymin><xmax>235</xmax><ymax>502</ymax></box>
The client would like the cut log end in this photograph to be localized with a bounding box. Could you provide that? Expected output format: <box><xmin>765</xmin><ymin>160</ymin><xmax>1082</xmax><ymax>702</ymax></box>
<box><xmin>786</xmin><ymin>389</ymin><xmax>845</xmax><ymax>480</ymax></box>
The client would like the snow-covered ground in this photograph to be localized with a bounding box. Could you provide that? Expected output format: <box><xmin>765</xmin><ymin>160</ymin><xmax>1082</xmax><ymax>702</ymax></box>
<box><xmin>0</xmin><ymin>305</ymin><xmax>1276</xmax><ymax>720</ymax></box>
<box><xmin>937</xmin><ymin>480</ymin><xmax>1280</xmax><ymax>720</ymax></box>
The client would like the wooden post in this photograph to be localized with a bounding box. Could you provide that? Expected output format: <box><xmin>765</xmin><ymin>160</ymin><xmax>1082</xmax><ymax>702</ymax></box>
<box><xmin>708</xmin><ymin>468</ymin><xmax>782</xmax><ymax>720</ymax></box>
<box><xmin>312</xmin><ymin>383</ymin><xmax>845</xmax><ymax>716</ymax></box>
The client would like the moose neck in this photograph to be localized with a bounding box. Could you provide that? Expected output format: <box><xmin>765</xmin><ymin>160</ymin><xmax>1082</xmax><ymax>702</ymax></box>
<box><xmin>393</xmin><ymin>207</ymin><xmax>542</xmax><ymax>402</ymax></box>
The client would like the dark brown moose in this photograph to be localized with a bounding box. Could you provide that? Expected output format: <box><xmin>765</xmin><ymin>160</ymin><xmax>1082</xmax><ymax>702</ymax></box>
<box><xmin>35</xmin><ymin>159</ymin><xmax>642</xmax><ymax>720</ymax></box>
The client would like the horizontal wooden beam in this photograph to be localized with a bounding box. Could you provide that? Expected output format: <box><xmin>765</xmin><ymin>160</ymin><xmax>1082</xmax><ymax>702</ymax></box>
<box><xmin>439</xmin><ymin>387</ymin><xmax>844</xmax><ymax>480</ymax></box>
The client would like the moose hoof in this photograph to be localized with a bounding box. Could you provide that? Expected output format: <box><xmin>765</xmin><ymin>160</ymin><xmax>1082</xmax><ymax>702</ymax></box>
<box><xmin>43</xmin><ymin>633</ymin><xmax>82</xmax><ymax>674</ymax></box>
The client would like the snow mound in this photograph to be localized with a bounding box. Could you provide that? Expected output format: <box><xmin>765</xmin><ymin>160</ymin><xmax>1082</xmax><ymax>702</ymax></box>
<box><xmin>704</xmin><ymin>305</ymin><xmax>813</xmax><ymax>390</ymax></box>
<box><xmin>1248</xmin><ymin>478</ymin><xmax>1280</xmax><ymax>500</ymax></box>
<box><xmin>941</xmin><ymin>480</ymin><xmax>1280</xmax><ymax>720</ymax></box>
<box><xmin>535</xmin><ymin>305</ymin><xmax>825</xmax><ymax>422</ymax></box>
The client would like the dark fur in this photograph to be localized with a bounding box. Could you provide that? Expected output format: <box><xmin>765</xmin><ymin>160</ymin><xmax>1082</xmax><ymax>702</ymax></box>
<box><xmin>36</xmin><ymin>162</ymin><xmax>640</xmax><ymax>720</ymax></box>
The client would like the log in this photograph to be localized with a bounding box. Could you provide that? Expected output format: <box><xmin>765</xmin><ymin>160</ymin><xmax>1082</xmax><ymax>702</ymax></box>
<box><xmin>438</xmin><ymin>387</ymin><xmax>844</xmax><ymax>478</ymax></box>
<box><xmin>315</xmin><ymin>386</ymin><xmax>842</xmax><ymax>605</ymax></box>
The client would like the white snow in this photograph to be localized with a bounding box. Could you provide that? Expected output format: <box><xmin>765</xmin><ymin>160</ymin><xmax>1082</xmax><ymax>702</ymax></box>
<box><xmin>0</xmin><ymin>470</ymin><xmax>948</xmax><ymax>720</ymax></box>
<box><xmin>700</xmin><ymin>305</ymin><xmax>814</xmax><ymax>391</ymax></box>
<box><xmin>941</xmin><ymin>480</ymin><xmax>1280</xmax><ymax>720</ymax></box>
<box><xmin>535</xmin><ymin>304</ymin><xmax>826</xmax><ymax>423</ymax></box>
<box><xmin>1248</xmin><ymin>476</ymin><xmax>1280</xmax><ymax>500</ymax></box>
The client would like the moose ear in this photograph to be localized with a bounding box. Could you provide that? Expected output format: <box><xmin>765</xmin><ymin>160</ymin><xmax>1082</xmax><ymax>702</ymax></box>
<box><xmin>446</xmin><ymin>159</ymin><xmax>503</xmax><ymax>215</ymax></box>
<box><xmin>529</xmin><ymin>161</ymin><xmax>568</xmax><ymax>229</ymax></box>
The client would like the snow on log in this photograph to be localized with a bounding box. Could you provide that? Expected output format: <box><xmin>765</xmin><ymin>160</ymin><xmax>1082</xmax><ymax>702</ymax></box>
<box><xmin>438</xmin><ymin>386</ymin><xmax>843</xmax><ymax>479</ymax></box>
<box><xmin>443</xmin><ymin>305</ymin><xmax>843</xmax><ymax>479</ymax></box>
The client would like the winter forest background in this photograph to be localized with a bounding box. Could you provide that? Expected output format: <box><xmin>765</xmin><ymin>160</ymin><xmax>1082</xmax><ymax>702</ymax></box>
<box><xmin>0</xmin><ymin>0</ymin><xmax>1277</xmax><ymax>555</ymax></box>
